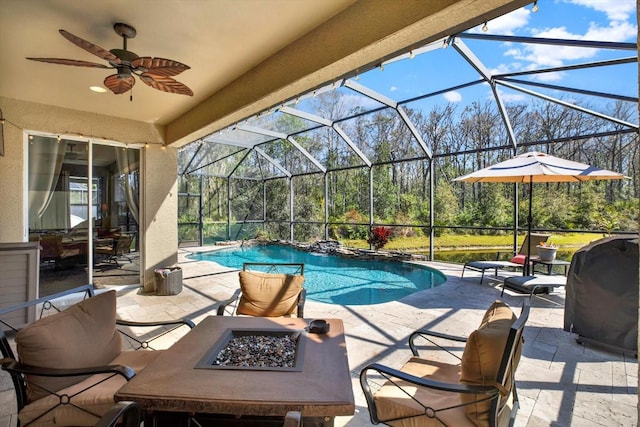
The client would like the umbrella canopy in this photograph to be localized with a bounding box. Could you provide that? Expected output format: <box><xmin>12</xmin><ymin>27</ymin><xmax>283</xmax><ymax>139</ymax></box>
<box><xmin>454</xmin><ymin>151</ymin><xmax>628</xmax><ymax>184</ymax></box>
<box><xmin>454</xmin><ymin>151</ymin><xmax>627</xmax><ymax>275</ymax></box>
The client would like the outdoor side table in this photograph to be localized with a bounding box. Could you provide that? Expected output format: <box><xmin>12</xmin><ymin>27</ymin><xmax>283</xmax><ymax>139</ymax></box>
<box><xmin>531</xmin><ymin>257</ymin><xmax>571</xmax><ymax>275</ymax></box>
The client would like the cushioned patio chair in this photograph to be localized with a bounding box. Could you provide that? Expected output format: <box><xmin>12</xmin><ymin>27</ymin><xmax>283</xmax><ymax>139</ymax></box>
<box><xmin>360</xmin><ymin>299</ymin><xmax>530</xmax><ymax>427</ymax></box>
<box><xmin>217</xmin><ymin>262</ymin><xmax>306</xmax><ymax>317</ymax></box>
<box><xmin>95</xmin><ymin>233</ymin><xmax>133</xmax><ymax>267</ymax></box>
<box><xmin>462</xmin><ymin>233</ymin><xmax>551</xmax><ymax>283</ymax></box>
<box><xmin>0</xmin><ymin>286</ymin><xmax>194</xmax><ymax>427</ymax></box>
<box><xmin>37</xmin><ymin>234</ymin><xmax>82</xmax><ymax>268</ymax></box>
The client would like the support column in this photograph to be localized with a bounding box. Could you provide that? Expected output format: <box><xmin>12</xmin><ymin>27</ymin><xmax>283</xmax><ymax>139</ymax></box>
<box><xmin>429</xmin><ymin>158</ymin><xmax>434</xmax><ymax>261</ymax></box>
<box><xmin>369</xmin><ymin>166</ymin><xmax>374</xmax><ymax>250</ymax></box>
<box><xmin>263</xmin><ymin>180</ymin><xmax>267</xmax><ymax>234</ymax></box>
<box><xmin>226</xmin><ymin>178</ymin><xmax>231</xmax><ymax>241</ymax></box>
<box><xmin>513</xmin><ymin>183</ymin><xmax>519</xmax><ymax>255</ymax></box>
<box><xmin>324</xmin><ymin>173</ymin><xmax>329</xmax><ymax>240</ymax></box>
<box><xmin>289</xmin><ymin>177</ymin><xmax>294</xmax><ymax>242</ymax></box>
<box><xmin>199</xmin><ymin>174</ymin><xmax>204</xmax><ymax>246</ymax></box>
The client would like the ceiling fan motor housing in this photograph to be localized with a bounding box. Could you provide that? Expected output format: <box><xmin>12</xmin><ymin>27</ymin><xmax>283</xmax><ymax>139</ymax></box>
<box><xmin>109</xmin><ymin>48</ymin><xmax>139</xmax><ymax>65</ymax></box>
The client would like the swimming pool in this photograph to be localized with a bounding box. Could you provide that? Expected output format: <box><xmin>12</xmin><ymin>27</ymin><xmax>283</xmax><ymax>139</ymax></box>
<box><xmin>188</xmin><ymin>245</ymin><xmax>447</xmax><ymax>305</ymax></box>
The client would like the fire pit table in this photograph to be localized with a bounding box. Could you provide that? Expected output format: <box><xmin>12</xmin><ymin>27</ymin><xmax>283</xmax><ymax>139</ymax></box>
<box><xmin>115</xmin><ymin>316</ymin><xmax>354</xmax><ymax>427</ymax></box>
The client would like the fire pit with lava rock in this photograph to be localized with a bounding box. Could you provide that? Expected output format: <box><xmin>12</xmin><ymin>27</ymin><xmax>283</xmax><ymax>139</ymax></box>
<box><xmin>196</xmin><ymin>329</ymin><xmax>306</xmax><ymax>372</ymax></box>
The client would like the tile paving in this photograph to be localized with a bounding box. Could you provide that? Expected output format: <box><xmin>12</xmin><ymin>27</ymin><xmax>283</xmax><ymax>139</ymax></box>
<box><xmin>0</xmin><ymin>248</ymin><xmax>637</xmax><ymax>426</ymax></box>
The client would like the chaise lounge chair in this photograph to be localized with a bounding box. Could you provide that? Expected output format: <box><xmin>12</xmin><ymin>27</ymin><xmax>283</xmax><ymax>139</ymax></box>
<box><xmin>500</xmin><ymin>274</ymin><xmax>567</xmax><ymax>298</ymax></box>
<box><xmin>462</xmin><ymin>233</ymin><xmax>551</xmax><ymax>284</ymax></box>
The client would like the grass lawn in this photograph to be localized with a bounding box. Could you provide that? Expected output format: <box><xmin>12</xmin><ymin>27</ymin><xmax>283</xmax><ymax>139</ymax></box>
<box><xmin>343</xmin><ymin>232</ymin><xmax>605</xmax><ymax>252</ymax></box>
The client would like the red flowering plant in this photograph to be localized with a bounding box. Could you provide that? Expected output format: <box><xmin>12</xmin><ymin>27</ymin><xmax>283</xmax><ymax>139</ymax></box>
<box><xmin>368</xmin><ymin>226</ymin><xmax>392</xmax><ymax>250</ymax></box>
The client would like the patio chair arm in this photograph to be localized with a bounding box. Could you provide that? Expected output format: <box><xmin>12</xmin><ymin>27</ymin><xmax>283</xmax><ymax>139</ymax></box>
<box><xmin>283</xmin><ymin>411</ymin><xmax>302</xmax><ymax>427</ymax></box>
<box><xmin>216</xmin><ymin>289</ymin><xmax>242</xmax><ymax>315</ymax></box>
<box><xmin>94</xmin><ymin>401</ymin><xmax>141</xmax><ymax>427</ymax></box>
<box><xmin>117</xmin><ymin>318</ymin><xmax>195</xmax><ymax>329</ymax></box>
<box><xmin>360</xmin><ymin>363</ymin><xmax>499</xmax><ymax>425</ymax></box>
<box><xmin>408</xmin><ymin>329</ymin><xmax>467</xmax><ymax>358</ymax></box>
<box><xmin>297</xmin><ymin>288</ymin><xmax>306</xmax><ymax>318</ymax></box>
<box><xmin>116</xmin><ymin>318</ymin><xmax>195</xmax><ymax>350</ymax></box>
<box><xmin>361</xmin><ymin>362</ymin><xmax>499</xmax><ymax>395</ymax></box>
<box><xmin>1</xmin><ymin>358</ymin><xmax>136</xmax><ymax>380</ymax></box>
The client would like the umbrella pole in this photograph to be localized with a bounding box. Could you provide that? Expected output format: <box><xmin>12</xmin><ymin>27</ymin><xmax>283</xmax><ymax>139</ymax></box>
<box><xmin>525</xmin><ymin>176</ymin><xmax>533</xmax><ymax>276</ymax></box>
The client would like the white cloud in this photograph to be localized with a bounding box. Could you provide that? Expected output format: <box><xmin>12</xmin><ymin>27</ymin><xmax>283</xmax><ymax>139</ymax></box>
<box><xmin>443</xmin><ymin>91</ymin><xmax>462</xmax><ymax>103</ymax></box>
<box><xmin>390</xmin><ymin>86</ymin><xmax>398</xmax><ymax>92</ymax></box>
<box><xmin>495</xmin><ymin>90</ymin><xmax>527</xmax><ymax>103</ymax></box>
<box><xmin>490</xmin><ymin>62</ymin><xmax>522</xmax><ymax>75</ymax></box>
<box><xmin>504</xmin><ymin>48</ymin><xmax>522</xmax><ymax>58</ymax></box>
<box><xmin>583</xmin><ymin>20</ymin><xmax>637</xmax><ymax>42</ymax></box>
<box><xmin>338</xmin><ymin>93</ymin><xmax>381</xmax><ymax>111</ymax></box>
<box><xmin>468</xmin><ymin>7</ymin><xmax>531</xmax><ymax>35</ymax></box>
<box><xmin>484</xmin><ymin>0</ymin><xmax>637</xmax><ymax>85</ymax></box>
<box><xmin>521</xmin><ymin>19</ymin><xmax>637</xmax><ymax>69</ymax></box>
<box><xmin>564</xmin><ymin>0</ymin><xmax>636</xmax><ymax>22</ymax></box>
<box><xmin>531</xmin><ymin>71</ymin><xmax>565</xmax><ymax>82</ymax></box>
<box><xmin>486</xmin><ymin>8</ymin><xmax>532</xmax><ymax>35</ymax></box>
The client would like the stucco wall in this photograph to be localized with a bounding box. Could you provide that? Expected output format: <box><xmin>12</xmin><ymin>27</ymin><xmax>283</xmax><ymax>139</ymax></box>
<box><xmin>0</xmin><ymin>96</ymin><xmax>175</xmax><ymax>290</ymax></box>
<box><xmin>142</xmin><ymin>144</ymin><xmax>179</xmax><ymax>293</ymax></box>
<box><xmin>0</xmin><ymin>101</ymin><xmax>25</xmax><ymax>243</ymax></box>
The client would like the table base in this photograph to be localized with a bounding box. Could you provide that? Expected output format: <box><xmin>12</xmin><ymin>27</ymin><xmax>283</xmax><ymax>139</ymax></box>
<box><xmin>147</xmin><ymin>411</ymin><xmax>334</xmax><ymax>427</ymax></box>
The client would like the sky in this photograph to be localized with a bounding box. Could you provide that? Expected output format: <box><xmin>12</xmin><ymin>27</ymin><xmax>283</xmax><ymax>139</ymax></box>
<box><xmin>343</xmin><ymin>0</ymin><xmax>638</xmax><ymax>118</ymax></box>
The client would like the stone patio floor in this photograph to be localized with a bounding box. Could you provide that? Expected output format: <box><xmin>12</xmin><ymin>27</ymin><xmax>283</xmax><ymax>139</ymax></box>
<box><xmin>1</xmin><ymin>248</ymin><xmax>637</xmax><ymax>426</ymax></box>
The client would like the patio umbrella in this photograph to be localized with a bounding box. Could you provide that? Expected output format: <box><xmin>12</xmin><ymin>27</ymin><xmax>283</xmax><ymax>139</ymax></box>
<box><xmin>454</xmin><ymin>151</ymin><xmax>627</xmax><ymax>275</ymax></box>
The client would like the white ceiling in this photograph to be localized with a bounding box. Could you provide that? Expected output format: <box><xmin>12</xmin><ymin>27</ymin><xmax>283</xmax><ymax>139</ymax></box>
<box><xmin>0</xmin><ymin>0</ymin><xmax>530</xmax><ymax>145</ymax></box>
<box><xmin>0</xmin><ymin>0</ymin><xmax>358</xmax><ymax>124</ymax></box>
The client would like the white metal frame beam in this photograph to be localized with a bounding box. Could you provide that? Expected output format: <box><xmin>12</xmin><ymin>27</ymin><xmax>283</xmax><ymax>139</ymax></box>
<box><xmin>452</xmin><ymin>37</ymin><xmax>518</xmax><ymax>151</ymax></box>
<box><xmin>343</xmin><ymin>79</ymin><xmax>432</xmax><ymax>158</ymax></box>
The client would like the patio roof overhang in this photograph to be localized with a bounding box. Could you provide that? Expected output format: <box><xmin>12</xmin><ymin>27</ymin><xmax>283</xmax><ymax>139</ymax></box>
<box><xmin>1</xmin><ymin>0</ymin><xmax>535</xmax><ymax>148</ymax></box>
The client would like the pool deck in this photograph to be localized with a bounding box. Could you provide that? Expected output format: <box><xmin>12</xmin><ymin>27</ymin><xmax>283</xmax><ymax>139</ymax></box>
<box><xmin>1</xmin><ymin>248</ymin><xmax>637</xmax><ymax>426</ymax></box>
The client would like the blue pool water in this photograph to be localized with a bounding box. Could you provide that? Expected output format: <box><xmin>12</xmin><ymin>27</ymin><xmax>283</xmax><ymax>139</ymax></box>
<box><xmin>188</xmin><ymin>245</ymin><xmax>447</xmax><ymax>305</ymax></box>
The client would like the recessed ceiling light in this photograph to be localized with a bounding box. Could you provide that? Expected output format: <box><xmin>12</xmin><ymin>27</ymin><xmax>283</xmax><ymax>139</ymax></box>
<box><xmin>90</xmin><ymin>86</ymin><xmax>107</xmax><ymax>93</ymax></box>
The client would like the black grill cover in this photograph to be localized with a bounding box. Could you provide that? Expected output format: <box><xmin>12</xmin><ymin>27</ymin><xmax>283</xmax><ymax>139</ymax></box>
<box><xmin>564</xmin><ymin>235</ymin><xmax>639</xmax><ymax>352</ymax></box>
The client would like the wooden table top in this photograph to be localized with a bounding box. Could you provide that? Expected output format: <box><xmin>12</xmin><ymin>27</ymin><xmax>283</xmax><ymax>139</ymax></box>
<box><xmin>115</xmin><ymin>316</ymin><xmax>355</xmax><ymax>417</ymax></box>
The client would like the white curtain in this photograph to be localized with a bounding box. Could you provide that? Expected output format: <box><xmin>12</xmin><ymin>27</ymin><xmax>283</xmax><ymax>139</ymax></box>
<box><xmin>115</xmin><ymin>147</ymin><xmax>139</xmax><ymax>224</ymax></box>
<box><xmin>28</xmin><ymin>137</ymin><xmax>68</xmax><ymax>229</ymax></box>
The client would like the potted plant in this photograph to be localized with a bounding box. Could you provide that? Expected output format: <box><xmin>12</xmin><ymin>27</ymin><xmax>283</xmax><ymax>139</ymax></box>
<box><xmin>536</xmin><ymin>241</ymin><xmax>559</xmax><ymax>262</ymax></box>
<box><xmin>368</xmin><ymin>226</ymin><xmax>392</xmax><ymax>251</ymax></box>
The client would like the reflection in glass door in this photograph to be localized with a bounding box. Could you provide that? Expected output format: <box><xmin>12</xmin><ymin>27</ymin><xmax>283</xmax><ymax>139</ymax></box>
<box><xmin>92</xmin><ymin>145</ymin><xmax>140</xmax><ymax>288</ymax></box>
<box><xmin>28</xmin><ymin>135</ymin><xmax>140</xmax><ymax>296</ymax></box>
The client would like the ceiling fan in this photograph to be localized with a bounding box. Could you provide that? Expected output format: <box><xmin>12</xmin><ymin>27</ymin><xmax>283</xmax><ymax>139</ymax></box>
<box><xmin>27</xmin><ymin>23</ymin><xmax>193</xmax><ymax>96</ymax></box>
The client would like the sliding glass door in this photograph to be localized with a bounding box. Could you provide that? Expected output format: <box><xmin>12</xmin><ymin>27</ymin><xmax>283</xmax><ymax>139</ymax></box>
<box><xmin>28</xmin><ymin>134</ymin><xmax>140</xmax><ymax>296</ymax></box>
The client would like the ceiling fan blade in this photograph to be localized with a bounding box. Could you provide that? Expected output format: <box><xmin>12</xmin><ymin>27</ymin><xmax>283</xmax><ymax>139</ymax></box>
<box><xmin>59</xmin><ymin>29</ymin><xmax>121</xmax><ymax>65</ymax></box>
<box><xmin>131</xmin><ymin>57</ymin><xmax>190</xmax><ymax>77</ymax></box>
<box><xmin>26</xmin><ymin>57</ymin><xmax>111</xmax><ymax>68</ymax></box>
<box><xmin>139</xmin><ymin>73</ymin><xmax>193</xmax><ymax>96</ymax></box>
<box><xmin>104</xmin><ymin>73</ymin><xmax>135</xmax><ymax>95</ymax></box>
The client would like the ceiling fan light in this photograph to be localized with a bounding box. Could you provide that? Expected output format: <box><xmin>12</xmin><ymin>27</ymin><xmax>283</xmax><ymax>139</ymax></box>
<box><xmin>90</xmin><ymin>86</ymin><xmax>108</xmax><ymax>93</ymax></box>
